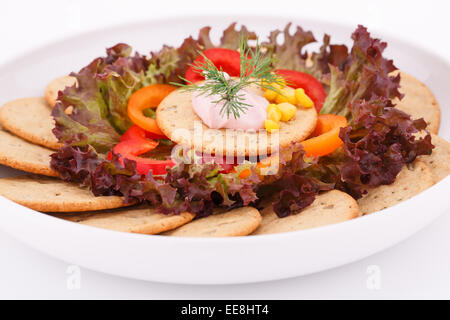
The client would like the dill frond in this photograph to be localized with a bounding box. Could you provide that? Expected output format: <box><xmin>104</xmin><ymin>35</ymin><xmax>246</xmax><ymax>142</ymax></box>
<box><xmin>173</xmin><ymin>33</ymin><xmax>284</xmax><ymax>119</ymax></box>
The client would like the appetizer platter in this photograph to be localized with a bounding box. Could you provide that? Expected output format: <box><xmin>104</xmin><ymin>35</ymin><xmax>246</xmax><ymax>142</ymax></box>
<box><xmin>0</xmin><ymin>16</ymin><xmax>448</xmax><ymax>284</ymax></box>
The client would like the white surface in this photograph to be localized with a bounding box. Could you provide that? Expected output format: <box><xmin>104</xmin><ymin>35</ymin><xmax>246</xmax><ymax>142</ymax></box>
<box><xmin>1</xmin><ymin>0</ymin><xmax>449</xmax><ymax>299</ymax></box>
<box><xmin>2</xmin><ymin>211</ymin><xmax>450</xmax><ymax>300</ymax></box>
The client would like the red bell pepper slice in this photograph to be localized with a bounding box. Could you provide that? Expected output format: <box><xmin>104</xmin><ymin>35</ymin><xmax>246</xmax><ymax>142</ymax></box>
<box><xmin>185</xmin><ymin>48</ymin><xmax>241</xmax><ymax>83</ymax></box>
<box><xmin>274</xmin><ymin>69</ymin><xmax>327</xmax><ymax>112</ymax></box>
<box><xmin>184</xmin><ymin>49</ymin><xmax>327</xmax><ymax>112</ymax></box>
<box><xmin>112</xmin><ymin>125</ymin><xmax>176</xmax><ymax>175</ymax></box>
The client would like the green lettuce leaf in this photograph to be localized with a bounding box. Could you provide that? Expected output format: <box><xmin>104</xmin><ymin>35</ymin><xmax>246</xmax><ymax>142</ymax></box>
<box><xmin>52</xmin><ymin>43</ymin><xmax>149</xmax><ymax>153</ymax></box>
<box><xmin>145</xmin><ymin>23</ymin><xmax>258</xmax><ymax>85</ymax></box>
<box><xmin>261</xmin><ymin>24</ymin><xmax>348</xmax><ymax>84</ymax></box>
<box><xmin>262</xmin><ymin>23</ymin><xmax>315</xmax><ymax>71</ymax></box>
<box><xmin>219</xmin><ymin>22</ymin><xmax>257</xmax><ymax>49</ymax></box>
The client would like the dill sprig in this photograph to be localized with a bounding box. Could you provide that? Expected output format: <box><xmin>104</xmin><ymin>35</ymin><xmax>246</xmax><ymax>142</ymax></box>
<box><xmin>173</xmin><ymin>33</ymin><xmax>284</xmax><ymax>119</ymax></box>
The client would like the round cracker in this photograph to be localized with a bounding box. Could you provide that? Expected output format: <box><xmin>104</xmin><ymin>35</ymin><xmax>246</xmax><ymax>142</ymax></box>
<box><xmin>0</xmin><ymin>127</ymin><xmax>58</xmax><ymax>177</ymax></box>
<box><xmin>252</xmin><ymin>190</ymin><xmax>359</xmax><ymax>235</ymax></box>
<box><xmin>50</xmin><ymin>206</ymin><xmax>195</xmax><ymax>234</ymax></box>
<box><xmin>358</xmin><ymin>160</ymin><xmax>434</xmax><ymax>215</ymax></box>
<box><xmin>393</xmin><ymin>71</ymin><xmax>440</xmax><ymax>134</ymax></box>
<box><xmin>0</xmin><ymin>97</ymin><xmax>62</xmax><ymax>150</ymax></box>
<box><xmin>156</xmin><ymin>89</ymin><xmax>317</xmax><ymax>156</ymax></box>
<box><xmin>163</xmin><ymin>207</ymin><xmax>261</xmax><ymax>237</ymax></box>
<box><xmin>0</xmin><ymin>175</ymin><xmax>130</xmax><ymax>212</ymax></box>
<box><xmin>44</xmin><ymin>76</ymin><xmax>77</xmax><ymax>108</ymax></box>
<box><xmin>419</xmin><ymin>134</ymin><xmax>450</xmax><ymax>183</ymax></box>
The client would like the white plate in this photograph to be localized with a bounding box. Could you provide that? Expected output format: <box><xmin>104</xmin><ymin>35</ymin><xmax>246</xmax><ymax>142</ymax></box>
<box><xmin>0</xmin><ymin>15</ymin><xmax>449</xmax><ymax>285</ymax></box>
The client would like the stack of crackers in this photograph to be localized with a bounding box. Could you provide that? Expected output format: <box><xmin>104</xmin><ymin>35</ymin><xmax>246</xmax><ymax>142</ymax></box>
<box><xmin>0</xmin><ymin>73</ymin><xmax>448</xmax><ymax>237</ymax></box>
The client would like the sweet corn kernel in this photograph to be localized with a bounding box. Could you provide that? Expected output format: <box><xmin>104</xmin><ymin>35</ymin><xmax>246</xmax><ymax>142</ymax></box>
<box><xmin>267</xmin><ymin>109</ymin><xmax>281</xmax><ymax>122</ymax></box>
<box><xmin>266</xmin><ymin>104</ymin><xmax>282</xmax><ymax>122</ymax></box>
<box><xmin>266</xmin><ymin>103</ymin><xmax>278</xmax><ymax>112</ymax></box>
<box><xmin>265</xmin><ymin>119</ymin><xmax>280</xmax><ymax>133</ymax></box>
<box><xmin>275</xmin><ymin>87</ymin><xmax>296</xmax><ymax>104</ymax></box>
<box><xmin>264</xmin><ymin>89</ymin><xmax>278</xmax><ymax>102</ymax></box>
<box><xmin>275</xmin><ymin>94</ymin><xmax>286</xmax><ymax>104</ymax></box>
<box><xmin>295</xmin><ymin>88</ymin><xmax>314</xmax><ymax>108</ymax></box>
<box><xmin>277</xmin><ymin>102</ymin><xmax>297</xmax><ymax>122</ymax></box>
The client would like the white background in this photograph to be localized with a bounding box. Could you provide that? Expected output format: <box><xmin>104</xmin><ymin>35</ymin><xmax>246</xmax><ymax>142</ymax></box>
<box><xmin>0</xmin><ymin>0</ymin><xmax>449</xmax><ymax>299</ymax></box>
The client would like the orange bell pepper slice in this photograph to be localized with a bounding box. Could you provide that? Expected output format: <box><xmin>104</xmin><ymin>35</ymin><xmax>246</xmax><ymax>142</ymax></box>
<box><xmin>238</xmin><ymin>168</ymin><xmax>252</xmax><ymax>179</ymax></box>
<box><xmin>238</xmin><ymin>158</ymin><xmax>279</xmax><ymax>179</ymax></box>
<box><xmin>301</xmin><ymin>114</ymin><xmax>348</xmax><ymax>157</ymax></box>
<box><xmin>239</xmin><ymin>115</ymin><xmax>347</xmax><ymax>179</ymax></box>
<box><xmin>127</xmin><ymin>84</ymin><xmax>177</xmax><ymax>136</ymax></box>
